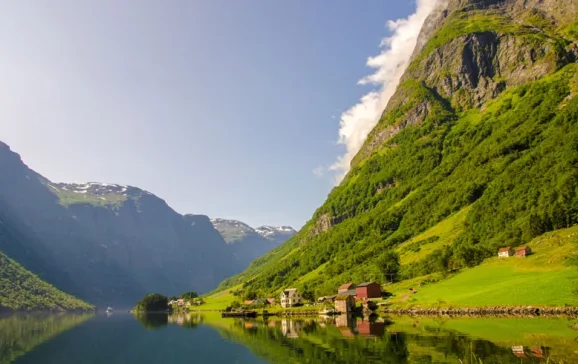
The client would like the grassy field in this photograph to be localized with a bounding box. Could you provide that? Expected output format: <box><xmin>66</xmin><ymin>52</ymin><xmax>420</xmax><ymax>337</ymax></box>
<box><xmin>198</xmin><ymin>286</ymin><xmax>241</xmax><ymax>311</ymax></box>
<box><xmin>387</xmin><ymin>226</ymin><xmax>578</xmax><ymax>308</ymax></box>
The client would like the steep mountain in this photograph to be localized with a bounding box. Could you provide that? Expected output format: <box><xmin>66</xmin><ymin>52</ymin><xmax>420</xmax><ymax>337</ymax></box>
<box><xmin>210</xmin><ymin>218</ymin><xmax>295</xmax><ymax>269</ymax></box>
<box><xmin>0</xmin><ymin>142</ymin><xmax>237</xmax><ymax>305</ymax></box>
<box><xmin>0</xmin><ymin>251</ymin><xmax>93</xmax><ymax>312</ymax></box>
<box><xmin>218</xmin><ymin>0</ymin><xmax>578</xmax><ymax>297</ymax></box>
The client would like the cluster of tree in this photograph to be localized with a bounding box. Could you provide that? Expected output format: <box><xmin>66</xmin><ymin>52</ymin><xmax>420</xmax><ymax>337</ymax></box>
<box><xmin>168</xmin><ymin>291</ymin><xmax>199</xmax><ymax>301</ymax></box>
<box><xmin>134</xmin><ymin>294</ymin><xmax>169</xmax><ymax>312</ymax></box>
<box><xmin>220</xmin><ymin>62</ymin><xmax>578</xmax><ymax>298</ymax></box>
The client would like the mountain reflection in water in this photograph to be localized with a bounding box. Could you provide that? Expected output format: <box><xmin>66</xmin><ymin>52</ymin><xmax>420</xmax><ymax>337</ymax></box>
<box><xmin>3</xmin><ymin>312</ymin><xmax>577</xmax><ymax>363</ymax></box>
<box><xmin>204</xmin><ymin>314</ymin><xmax>578</xmax><ymax>364</ymax></box>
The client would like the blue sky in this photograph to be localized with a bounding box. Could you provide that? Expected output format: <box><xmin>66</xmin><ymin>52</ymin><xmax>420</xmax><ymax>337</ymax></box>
<box><xmin>0</xmin><ymin>1</ymin><xmax>417</xmax><ymax>228</ymax></box>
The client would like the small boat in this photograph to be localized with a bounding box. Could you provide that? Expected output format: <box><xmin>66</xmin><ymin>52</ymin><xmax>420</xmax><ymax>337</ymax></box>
<box><xmin>106</xmin><ymin>307</ymin><xmax>113</xmax><ymax>313</ymax></box>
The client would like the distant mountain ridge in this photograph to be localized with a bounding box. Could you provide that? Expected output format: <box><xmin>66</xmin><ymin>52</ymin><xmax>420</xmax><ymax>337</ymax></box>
<box><xmin>0</xmin><ymin>141</ymin><xmax>288</xmax><ymax>307</ymax></box>
<box><xmin>210</xmin><ymin>218</ymin><xmax>296</xmax><ymax>243</ymax></box>
<box><xmin>210</xmin><ymin>218</ymin><xmax>296</xmax><ymax>268</ymax></box>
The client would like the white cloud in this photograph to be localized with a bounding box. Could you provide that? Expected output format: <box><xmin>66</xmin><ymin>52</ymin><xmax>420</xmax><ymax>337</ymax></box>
<box><xmin>328</xmin><ymin>0</ymin><xmax>444</xmax><ymax>183</ymax></box>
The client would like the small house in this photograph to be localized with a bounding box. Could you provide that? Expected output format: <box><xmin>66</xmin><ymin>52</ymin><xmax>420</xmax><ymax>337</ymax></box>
<box><xmin>515</xmin><ymin>246</ymin><xmax>531</xmax><ymax>257</ymax></box>
<box><xmin>338</xmin><ymin>283</ymin><xmax>356</xmax><ymax>293</ymax></box>
<box><xmin>177</xmin><ymin>298</ymin><xmax>185</xmax><ymax>306</ymax></box>
<box><xmin>266</xmin><ymin>298</ymin><xmax>276</xmax><ymax>305</ymax></box>
<box><xmin>334</xmin><ymin>294</ymin><xmax>356</xmax><ymax>313</ymax></box>
<box><xmin>323</xmin><ymin>295</ymin><xmax>337</xmax><ymax>303</ymax></box>
<box><xmin>355</xmin><ymin>282</ymin><xmax>382</xmax><ymax>300</ymax></box>
<box><xmin>511</xmin><ymin>346</ymin><xmax>526</xmax><ymax>358</ymax></box>
<box><xmin>498</xmin><ymin>247</ymin><xmax>514</xmax><ymax>258</ymax></box>
<box><xmin>253</xmin><ymin>298</ymin><xmax>268</xmax><ymax>305</ymax></box>
<box><xmin>280</xmin><ymin>288</ymin><xmax>302</xmax><ymax>308</ymax></box>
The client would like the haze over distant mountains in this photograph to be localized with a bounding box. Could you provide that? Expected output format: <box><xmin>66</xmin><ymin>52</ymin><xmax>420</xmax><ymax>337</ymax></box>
<box><xmin>0</xmin><ymin>141</ymin><xmax>293</xmax><ymax>308</ymax></box>
<box><xmin>210</xmin><ymin>218</ymin><xmax>296</xmax><ymax>267</ymax></box>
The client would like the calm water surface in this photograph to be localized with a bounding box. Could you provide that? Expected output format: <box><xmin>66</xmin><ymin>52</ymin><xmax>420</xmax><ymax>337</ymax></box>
<box><xmin>1</xmin><ymin>312</ymin><xmax>577</xmax><ymax>363</ymax></box>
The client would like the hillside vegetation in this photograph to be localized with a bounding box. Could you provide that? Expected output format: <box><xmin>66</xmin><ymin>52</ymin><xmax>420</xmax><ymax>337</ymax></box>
<box><xmin>217</xmin><ymin>0</ymin><xmax>578</xmax><ymax>301</ymax></box>
<box><xmin>387</xmin><ymin>225</ymin><xmax>578</xmax><ymax>308</ymax></box>
<box><xmin>0</xmin><ymin>252</ymin><xmax>94</xmax><ymax>312</ymax></box>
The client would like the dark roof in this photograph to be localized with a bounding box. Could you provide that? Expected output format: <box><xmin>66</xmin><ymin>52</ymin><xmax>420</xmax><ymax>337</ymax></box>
<box><xmin>356</xmin><ymin>282</ymin><xmax>379</xmax><ymax>287</ymax></box>
<box><xmin>515</xmin><ymin>246</ymin><xmax>529</xmax><ymax>250</ymax></box>
<box><xmin>498</xmin><ymin>247</ymin><xmax>511</xmax><ymax>253</ymax></box>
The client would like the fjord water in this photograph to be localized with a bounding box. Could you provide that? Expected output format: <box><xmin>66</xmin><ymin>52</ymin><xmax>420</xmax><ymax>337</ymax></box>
<box><xmin>2</xmin><ymin>313</ymin><xmax>577</xmax><ymax>363</ymax></box>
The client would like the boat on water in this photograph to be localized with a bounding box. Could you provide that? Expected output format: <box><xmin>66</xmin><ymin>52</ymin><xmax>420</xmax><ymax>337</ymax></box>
<box><xmin>106</xmin><ymin>307</ymin><xmax>113</xmax><ymax>313</ymax></box>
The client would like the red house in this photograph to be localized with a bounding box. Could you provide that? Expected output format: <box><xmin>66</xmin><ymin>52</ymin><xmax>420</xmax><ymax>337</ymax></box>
<box><xmin>355</xmin><ymin>282</ymin><xmax>381</xmax><ymax>300</ymax></box>
<box><xmin>515</xmin><ymin>246</ymin><xmax>531</xmax><ymax>257</ymax></box>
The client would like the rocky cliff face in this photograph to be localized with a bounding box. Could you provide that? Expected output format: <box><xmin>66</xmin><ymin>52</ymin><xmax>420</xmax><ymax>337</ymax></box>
<box><xmin>353</xmin><ymin>0</ymin><xmax>578</xmax><ymax>166</ymax></box>
<box><xmin>0</xmin><ymin>142</ymin><xmax>238</xmax><ymax>304</ymax></box>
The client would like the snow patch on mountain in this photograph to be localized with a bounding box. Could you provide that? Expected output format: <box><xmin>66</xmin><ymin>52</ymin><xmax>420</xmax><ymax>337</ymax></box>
<box><xmin>255</xmin><ymin>225</ymin><xmax>296</xmax><ymax>238</ymax></box>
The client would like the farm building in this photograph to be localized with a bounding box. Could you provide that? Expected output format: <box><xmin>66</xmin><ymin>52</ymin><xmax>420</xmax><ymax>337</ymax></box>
<box><xmin>498</xmin><ymin>247</ymin><xmax>514</xmax><ymax>258</ymax></box>
<box><xmin>355</xmin><ymin>282</ymin><xmax>382</xmax><ymax>300</ymax></box>
<box><xmin>318</xmin><ymin>295</ymin><xmax>337</xmax><ymax>303</ymax></box>
<box><xmin>334</xmin><ymin>294</ymin><xmax>356</xmax><ymax>313</ymax></box>
<box><xmin>338</xmin><ymin>283</ymin><xmax>356</xmax><ymax>293</ymax></box>
<box><xmin>515</xmin><ymin>246</ymin><xmax>532</xmax><ymax>257</ymax></box>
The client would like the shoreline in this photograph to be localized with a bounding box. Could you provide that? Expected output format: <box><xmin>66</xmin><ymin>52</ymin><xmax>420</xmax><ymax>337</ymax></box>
<box><xmin>380</xmin><ymin>306</ymin><xmax>578</xmax><ymax>317</ymax></box>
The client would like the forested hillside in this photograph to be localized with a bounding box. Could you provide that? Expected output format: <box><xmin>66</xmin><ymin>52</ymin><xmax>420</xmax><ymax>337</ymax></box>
<box><xmin>218</xmin><ymin>0</ymin><xmax>578</xmax><ymax>297</ymax></box>
<box><xmin>0</xmin><ymin>252</ymin><xmax>93</xmax><ymax>312</ymax></box>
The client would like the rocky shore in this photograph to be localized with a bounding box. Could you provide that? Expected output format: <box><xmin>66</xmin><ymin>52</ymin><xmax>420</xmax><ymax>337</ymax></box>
<box><xmin>381</xmin><ymin>306</ymin><xmax>578</xmax><ymax>317</ymax></box>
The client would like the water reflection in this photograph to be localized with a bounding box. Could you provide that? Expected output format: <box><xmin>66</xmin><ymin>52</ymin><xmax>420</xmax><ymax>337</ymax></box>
<box><xmin>207</xmin><ymin>315</ymin><xmax>578</xmax><ymax>364</ymax></box>
<box><xmin>4</xmin><ymin>312</ymin><xmax>576</xmax><ymax>364</ymax></box>
<box><xmin>134</xmin><ymin>313</ymin><xmax>169</xmax><ymax>330</ymax></box>
<box><xmin>0</xmin><ymin>313</ymin><xmax>92</xmax><ymax>363</ymax></box>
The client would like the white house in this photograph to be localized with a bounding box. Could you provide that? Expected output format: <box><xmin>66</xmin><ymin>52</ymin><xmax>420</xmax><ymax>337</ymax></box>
<box><xmin>280</xmin><ymin>288</ymin><xmax>302</xmax><ymax>308</ymax></box>
<box><xmin>498</xmin><ymin>247</ymin><xmax>514</xmax><ymax>258</ymax></box>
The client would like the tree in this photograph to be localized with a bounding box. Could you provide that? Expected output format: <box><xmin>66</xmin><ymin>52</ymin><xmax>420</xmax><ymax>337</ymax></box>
<box><xmin>180</xmin><ymin>291</ymin><xmax>198</xmax><ymax>300</ymax></box>
<box><xmin>527</xmin><ymin>213</ymin><xmax>549</xmax><ymax>239</ymax></box>
<box><xmin>301</xmin><ymin>289</ymin><xmax>315</xmax><ymax>302</ymax></box>
<box><xmin>550</xmin><ymin>202</ymin><xmax>568</xmax><ymax>230</ymax></box>
<box><xmin>244</xmin><ymin>290</ymin><xmax>258</xmax><ymax>301</ymax></box>
<box><xmin>375</xmin><ymin>251</ymin><xmax>401</xmax><ymax>283</ymax></box>
<box><xmin>135</xmin><ymin>293</ymin><xmax>168</xmax><ymax>312</ymax></box>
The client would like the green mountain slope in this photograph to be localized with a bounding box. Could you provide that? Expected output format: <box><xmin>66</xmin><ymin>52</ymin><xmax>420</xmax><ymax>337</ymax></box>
<box><xmin>0</xmin><ymin>252</ymin><xmax>93</xmax><ymax>312</ymax></box>
<box><xmin>217</xmin><ymin>0</ymin><xmax>578</xmax><ymax>299</ymax></box>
